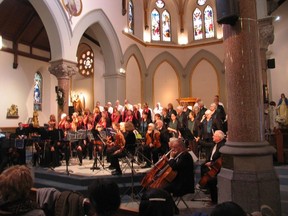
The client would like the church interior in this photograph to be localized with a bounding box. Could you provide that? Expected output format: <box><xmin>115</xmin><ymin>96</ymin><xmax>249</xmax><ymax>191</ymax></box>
<box><xmin>0</xmin><ymin>0</ymin><xmax>288</xmax><ymax>215</ymax></box>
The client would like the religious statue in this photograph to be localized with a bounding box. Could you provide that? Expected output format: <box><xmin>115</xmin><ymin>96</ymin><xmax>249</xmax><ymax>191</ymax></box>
<box><xmin>71</xmin><ymin>93</ymin><xmax>84</xmax><ymax>114</ymax></box>
<box><xmin>7</xmin><ymin>104</ymin><xmax>19</xmax><ymax>118</ymax></box>
<box><xmin>32</xmin><ymin>110</ymin><xmax>40</xmax><ymax>128</ymax></box>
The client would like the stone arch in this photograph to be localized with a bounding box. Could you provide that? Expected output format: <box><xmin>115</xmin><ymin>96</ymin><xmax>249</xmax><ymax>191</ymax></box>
<box><xmin>72</xmin><ymin>9</ymin><xmax>123</xmax><ymax>76</ymax></box>
<box><xmin>146</xmin><ymin>51</ymin><xmax>184</xmax><ymax>105</ymax></box>
<box><xmin>30</xmin><ymin>0</ymin><xmax>71</xmax><ymax>61</ymax></box>
<box><xmin>123</xmin><ymin>44</ymin><xmax>146</xmax><ymax>102</ymax></box>
<box><xmin>185</xmin><ymin>49</ymin><xmax>225</xmax><ymax>104</ymax></box>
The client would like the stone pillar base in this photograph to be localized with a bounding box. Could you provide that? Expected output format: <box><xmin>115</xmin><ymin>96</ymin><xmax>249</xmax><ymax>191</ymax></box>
<box><xmin>218</xmin><ymin>155</ymin><xmax>281</xmax><ymax>215</ymax></box>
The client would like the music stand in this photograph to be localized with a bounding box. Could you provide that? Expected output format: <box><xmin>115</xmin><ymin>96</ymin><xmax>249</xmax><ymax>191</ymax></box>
<box><xmin>90</xmin><ymin>130</ymin><xmax>109</xmax><ymax>174</ymax></box>
<box><xmin>121</xmin><ymin>150</ymin><xmax>140</xmax><ymax>204</ymax></box>
<box><xmin>63</xmin><ymin>131</ymin><xmax>75</xmax><ymax>175</ymax></box>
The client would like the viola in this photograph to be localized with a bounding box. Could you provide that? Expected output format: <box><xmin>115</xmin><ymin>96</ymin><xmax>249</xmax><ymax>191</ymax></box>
<box><xmin>199</xmin><ymin>157</ymin><xmax>223</xmax><ymax>187</ymax></box>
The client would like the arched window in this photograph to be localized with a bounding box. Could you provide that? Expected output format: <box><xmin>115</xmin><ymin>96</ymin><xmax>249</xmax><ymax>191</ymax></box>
<box><xmin>151</xmin><ymin>0</ymin><xmax>172</xmax><ymax>42</ymax></box>
<box><xmin>151</xmin><ymin>9</ymin><xmax>160</xmax><ymax>41</ymax></box>
<box><xmin>162</xmin><ymin>10</ymin><xmax>171</xmax><ymax>41</ymax></box>
<box><xmin>34</xmin><ymin>72</ymin><xmax>42</xmax><ymax>111</ymax></box>
<box><xmin>204</xmin><ymin>5</ymin><xmax>214</xmax><ymax>38</ymax></box>
<box><xmin>193</xmin><ymin>8</ymin><xmax>203</xmax><ymax>40</ymax></box>
<box><xmin>192</xmin><ymin>2</ymin><xmax>215</xmax><ymax>41</ymax></box>
<box><xmin>128</xmin><ymin>0</ymin><xmax>134</xmax><ymax>34</ymax></box>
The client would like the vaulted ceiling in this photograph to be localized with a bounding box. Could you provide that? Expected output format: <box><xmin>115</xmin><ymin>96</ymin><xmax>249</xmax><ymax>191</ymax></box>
<box><xmin>0</xmin><ymin>0</ymin><xmax>50</xmax><ymax>57</ymax></box>
<box><xmin>0</xmin><ymin>0</ymin><xmax>286</xmax><ymax>64</ymax></box>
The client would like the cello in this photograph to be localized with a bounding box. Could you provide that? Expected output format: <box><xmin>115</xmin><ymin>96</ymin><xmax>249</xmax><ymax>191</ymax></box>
<box><xmin>141</xmin><ymin>150</ymin><xmax>181</xmax><ymax>189</ymax></box>
<box><xmin>141</xmin><ymin>150</ymin><xmax>171</xmax><ymax>188</ymax></box>
<box><xmin>199</xmin><ymin>157</ymin><xmax>223</xmax><ymax>187</ymax></box>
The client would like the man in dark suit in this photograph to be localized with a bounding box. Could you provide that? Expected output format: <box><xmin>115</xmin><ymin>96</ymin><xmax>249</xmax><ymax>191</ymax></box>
<box><xmin>163</xmin><ymin>138</ymin><xmax>194</xmax><ymax>215</ymax></box>
<box><xmin>200</xmin><ymin>130</ymin><xmax>226</xmax><ymax>204</ymax></box>
<box><xmin>164</xmin><ymin>138</ymin><xmax>195</xmax><ymax>196</ymax></box>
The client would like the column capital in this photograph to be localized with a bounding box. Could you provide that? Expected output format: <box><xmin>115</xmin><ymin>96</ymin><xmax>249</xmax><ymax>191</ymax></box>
<box><xmin>49</xmin><ymin>59</ymin><xmax>78</xmax><ymax>79</ymax></box>
<box><xmin>258</xmin><ymin>16</ymin><xmax>274</xmax><ymax>50</ymax></box>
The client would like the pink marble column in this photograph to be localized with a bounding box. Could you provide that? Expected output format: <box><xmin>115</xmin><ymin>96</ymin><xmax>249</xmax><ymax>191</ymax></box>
<box><xmin>49</xmin><ymin>59</ymin><xmax>78</xmax><ymax>120</ymax></box>
<box><xmin>218</xmin><ymin>0</ymin><xmax>281</xmax><ymax>215</ymax></box>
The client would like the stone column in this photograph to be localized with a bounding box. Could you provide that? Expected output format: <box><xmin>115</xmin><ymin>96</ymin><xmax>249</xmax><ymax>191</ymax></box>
<box><xmin>49</xmin><ymin>59</ymin><xmax>78</xmax><ymax>119</ymax></box>
<box><xmin>218</xmin><ymin>0</ymin><xmax>281</xmax><ymax>215</ymax></box>
<box><xmin>103</xmin><ymin>73</ymin><xmax>126</xmax><ymax>105</ymax></box>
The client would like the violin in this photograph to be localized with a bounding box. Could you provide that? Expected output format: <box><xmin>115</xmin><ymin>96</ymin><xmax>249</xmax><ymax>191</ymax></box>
<box><xmin>199</xmin><ymin>157</ymin><xmax>222</xmax><ymax>187</ymax></box>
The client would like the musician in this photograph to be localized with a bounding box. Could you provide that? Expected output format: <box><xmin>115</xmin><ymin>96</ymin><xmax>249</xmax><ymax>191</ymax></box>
<box><xmin>197</xmin><ymin>109</ymin><xmax>222</xmax><ymax>160</ymax></box>
<box><xmin>83</xmin><ymin>108</ymin><xmax>91</xmax><ymax>129</ymax></box>
<box><xmin>139</xmin><ymin>112</ymin><xmax>152</xmax><ymax>137</ymax></box>
<box><xmin>176</xmin><ymin>106</ymin><xmax>188</xmax><ymax>129</ymax></box>
<box><xmin>163</xmin><ymin>138</ymin><xmax>195</xmax><ymax>197</ymax></box>
<box><xmin>48</xmin><ymin>114</ymin><xmax>57</xmax><ymax>131</ymax></box>
<box><xmin>139</xmin><ymin>123</ymin><xmax>161</xmax><ymax>168</ymax></box>
<box><xmin>200</xmin><ymin>130</ymin><xmax>226</xmax><ymax>204</ymax></box>
<box><xmin>132</xmin><ymin>104</ymin><xmax>141</xmax><ymax>129</ymax></box>
<box><xmin>155</xmin><ymin>119</ymin><xmax>170</xmax><ymax>154</ymax></box>
<box><xmin>71</xmin><ymin>112</ymin><xmax>79</xmax><ymax>132</ymax></box>
<box><xmin>167</xmin><ymin>112</ymin><xmax>180</xmax><ymax>138</ymax></box>
<box><xmin>15</xmin><ymin>122</ymin><xmax>27</xmax><ymax>139</ymax></box>
<box><xmin>143</xmin><ymin>102</ymin><xmax>152</xmax><ymax>122</ymax></box>
<box><xmin>161</xmin><ymin>107</ymin><xmax>170</xmax><ymax>128</ymax></box>
<box><xmin>167</xmin><ymin>103</ymin><xmax>176</xmax><ymax>118</ymax></box>
<box><xmin>110</xmin><ymin>122</ymin><xmax>136</xmax><ymax>176</ymax></box>
<box><xmin>92</xmin><ymin>107</ymin><xmax>102</xmax><ymax>128</ymax></box>
<box><xmin>106</xmin><ymin>123</ymin><xmax>125</xmax><ymax>168</ymax></box>
<box><xmin>187</xmin><ymin>111</ymin><xmax>200</xmax><ymax>156</ymax></box>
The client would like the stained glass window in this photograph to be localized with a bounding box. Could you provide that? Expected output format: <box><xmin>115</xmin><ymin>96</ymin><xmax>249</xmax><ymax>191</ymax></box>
<box><xmin>162</xmin><ymin>10</ymin><xmax>171</xmax><ymax>41</ymax></box>
<box><xmin>151</xmin><ymin>9</ymin><xmax>160</xmax><ymax>41</ymax></box>
<box><xmin>34</xmin><ymin>72</ymin><xmax>42</xmax><ymax>111</ymax></box>
<box><xmin>78</xmin><ymin>49</ymin><xmax>94</xmax><ymax>77</ymax></box>
<box><xmin>156</xmin><ymin>0</ymin><xmax>165</xmax><ymax>9</ymax></box>
<box><xmin>128</xmin><ymin>0</ymin><xmax>134</xmax><ymax>34</ymax></box>
<box><xmin>197</xmin><ymin>0</ymin><xmax>206</xmax><ymax>6</ymax></box>
<box><xmin>193</xmin><ymin>8</ymin><xmax>203</xmax><ymax>40</ymax></box>
<box><xmin>204</xmin><ymin>5</ymin><xmax>214</xmax><ymax>38</ymax></box>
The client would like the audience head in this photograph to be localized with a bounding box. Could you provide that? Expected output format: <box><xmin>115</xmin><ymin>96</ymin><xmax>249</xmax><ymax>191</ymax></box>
<box><xmin>88</xmin><ymin>179</ymin><xmax>121</xmax><ymax>216</ymax></box>
<box><xmin>0</xmin><ymin>165</ymin><xmax>33</xmax><ymax>202</ymax></box>
<box><xmin>210</xmin><ymin>201</ymin><xmax>247</xmax><ymax>216</ymax></box>
<box><xmin>139</xmin><ymin>188</ymin><xmax>174</xmax><ymax>216</ymax></box>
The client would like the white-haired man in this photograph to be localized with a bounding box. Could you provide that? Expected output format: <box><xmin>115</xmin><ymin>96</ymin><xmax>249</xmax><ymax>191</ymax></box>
<box><xmin>200</xmin><ymin>130</ymin><xmax>226</xmax><ymax>204</ymax></box>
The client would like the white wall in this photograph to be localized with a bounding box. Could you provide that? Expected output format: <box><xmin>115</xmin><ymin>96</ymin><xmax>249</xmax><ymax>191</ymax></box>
<box><xmin>126</xmin><ymin>56</ymin><xmax>142</xmax><ymax>105</ymax></box>
<box><xmin>0</xmin><ymin>51</ymin><xmax>57</xmax><ymax>127</ymax></box>
<box><xmin>269</xmin><ymin>1</ymin><xmax>288</xmax><ymax>103</ymax></box>
<box><xmin>154</xmin><ymin>62</ymin><xmax>179</xmax><ymax>108</ymax></box>
<box><xmin>191</xmin><ymin>59</ymin><xmax>218</xmax><ymax>106</ymax></box>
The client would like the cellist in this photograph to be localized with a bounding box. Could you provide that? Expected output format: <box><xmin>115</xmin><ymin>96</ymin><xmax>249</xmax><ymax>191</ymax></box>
<box><xmin>199</xmin><ymin>130</ymin><xmax>226</xmax><ymax>204</ymax></box>
<box><xmin>140</xmin><ymin>123</ymin><xmax>161</xmax><ymax>168</ymax></box>
<box><xmin>162</xmin><ymin>138</ymin><xmax>195</xmax><ymax>197</ymax></box>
